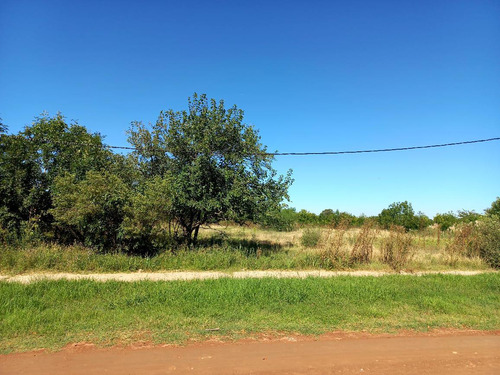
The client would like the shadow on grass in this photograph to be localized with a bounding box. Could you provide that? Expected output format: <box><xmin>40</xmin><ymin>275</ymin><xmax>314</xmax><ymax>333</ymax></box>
<box><xmin>196</xmin><ymin>236</ymin><xmax>284</xmax><ymax>256</ymax></box>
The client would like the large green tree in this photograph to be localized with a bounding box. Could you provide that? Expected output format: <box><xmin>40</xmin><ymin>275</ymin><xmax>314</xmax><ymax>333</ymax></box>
<box><xmin>128</xmin><ymin>93</ymin><xmax>293</xmax><ymax>244</ymax></box>
<box><xmin>378</xmin><ymin>201</ymin><xmax>419</xmax><ymax>231</ymax></box>
<box><xmin>0</xmin><ymin>113</ymin><xmax>118</xmax><ymax>240</ymax></box>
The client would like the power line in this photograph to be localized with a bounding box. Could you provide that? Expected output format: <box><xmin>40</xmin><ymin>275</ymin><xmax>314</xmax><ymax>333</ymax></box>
<box><xmin>267</xmin><ymin>137</ymin><xmax>500</xmax><ymax>156</ymax></box>
<box><xmin>102</xmin><ymin>137</ymin><xmax>500</xmax><ymax>156</ymax></box>
<box><xmin>14</xmin><ymin>135</ymin><xmax>500</xmax><ymax>156</ymax></box>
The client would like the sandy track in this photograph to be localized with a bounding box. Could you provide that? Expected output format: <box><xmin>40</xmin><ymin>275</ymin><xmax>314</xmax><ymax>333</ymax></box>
<box><xmin>1</xmin><ymin>333</ymin><xmax>499</xmax><ymax>374</ymax></box>
<box><xmin>0</xmin><ymin>270</ymin><xmax>492</xmax><ymax>283</ymax></box>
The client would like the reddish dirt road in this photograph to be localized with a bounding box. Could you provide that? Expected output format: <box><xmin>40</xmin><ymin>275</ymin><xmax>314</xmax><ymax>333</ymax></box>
<box><xmin>1</xmin><ymin>333</ymin><xmax>499</xmax><ymax>375</ymax></box>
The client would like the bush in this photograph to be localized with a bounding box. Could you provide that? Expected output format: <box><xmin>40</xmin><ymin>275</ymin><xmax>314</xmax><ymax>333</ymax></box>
<box><xmin>434</xmin><ymin>212</ymin><xmax>458</xmax><ymax>231</ymax></box>
<box><xmin>445</xmin><ymin>223</ymin><xmax>478</xmax><ymax>258</ymax></box>
<box><xmin>350</xmin><ymin>222</ymin><xmax>377</xmax><ymax>264</ymax></box>
<box><xmin>301</xmin><ymin>228</ymin><xmax>321</xmax><ymax>248</ymax></box>
<box><xmin>381</xmin><ymin>226</ymin><xmax>415</xmax><ymax>271</ymax></box>
<box><xmin>262</xmin><ymin>208</ymin><xmax>297</xmax><ymax>232</ymax></box>
<box><xmin>475</xmin><ymin>216</ymin><xmax>500</xmax><ymax>269</ymax></box>
<box><xmin>51</xmin><ymin>171</ymin><xmax>130</xmax><ymax>251</ymax></box>
<box><xmin>318</xmin><ymin>223</ymin><xmax>350</xmax><ymax>268</ymax></box>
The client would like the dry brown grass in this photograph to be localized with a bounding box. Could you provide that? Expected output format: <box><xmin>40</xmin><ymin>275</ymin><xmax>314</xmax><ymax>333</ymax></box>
<box><xmin>197</xmin><ymin>223</ymin><xmax>489</xmax><ymax>271</ymax></box>
<box><xmin>380</xmin><ymin>226</ymin><xmax>415</xmax><ymax>271</ymax></box>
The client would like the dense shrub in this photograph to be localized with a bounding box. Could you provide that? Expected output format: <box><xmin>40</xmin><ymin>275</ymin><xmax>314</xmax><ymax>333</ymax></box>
<box><xmin>475</xmin><ymin>216</ymin><xmax>500</xmax><ymax>269</ymax></box>
<box><xmin>301</xmin><ymin>228</ymin><xmax>321</xmax><ymax>247</ymax></box>
<box><xmin>433</xmin><ymin>212</ymin><xmax>458</xmax><ymax>231</ymax></box>
<box><xmin>262</xmin><ymin>207</ymin><xmax>297</xmax><ymax>232</ymax></box>
<box><xmin>445</xmin><ymin>222</ymin><xmax>478</xmax><ymax>258</ymax></box>
<box><xmin>381</xmin><ymin>226</ymin><xmax>415</xmax><ymax>270</ymax></box>
<box><xmin>51</xmin><ymin>171</ymin><xmax>130</xmax><ymax>250</ymax></box>
<box><xmin>350</xmin><ymin>222</ymin><xmax>377</xmax><ymax>264</ymax></box>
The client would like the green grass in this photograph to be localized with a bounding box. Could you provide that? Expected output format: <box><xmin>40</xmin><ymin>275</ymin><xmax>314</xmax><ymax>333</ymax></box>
<box><xmin>1</xmin><ymin>274</ymin><xmax>499</xmax><ymax>353</ymax></box>
<box><xmin>0</xmin><ymin>244</ymin><xmax>327</xmax><ymax>274</ymax></box>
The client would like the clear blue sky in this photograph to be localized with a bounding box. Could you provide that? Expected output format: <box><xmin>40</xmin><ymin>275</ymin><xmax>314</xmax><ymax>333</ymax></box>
<box><xmin>1</xmin><ymin>0</ymin><xmax>499</xmax><ymax>217</ymax></box>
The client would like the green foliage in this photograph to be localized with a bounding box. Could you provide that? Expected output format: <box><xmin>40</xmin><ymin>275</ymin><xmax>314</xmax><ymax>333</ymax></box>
<box><xmin>0</xmin><ymin>113</ymin><xmax>114</xmax><ymax>241</ymax></box>
<box><xmin>0</xmin><ymin>133</ymin><xmax>47</xmax><ymax>239</ymax></box>
<box><xmin>128</xmin><ymin>93</ymin><xmax>292</xmax><ymax>244</ymax></box>
<box><xmin>475</xmin><ymin>216</ymin><xmax>500</xmax><ymax>269</ymax></box>
<box><xmin>485</xmin><ymin>197</ymin><xmax>500</xmax><ymax>217</ymax></box>
<box><xmin>51</xmin><ymin>171</ymin><xmax>130</xmax><ymax>250</ymax></box>
<box><xmin>433</xmin><ymin>212</ymin><xmax>458</xmax><ymax>231</ymax></box>
<box><xmin>121</xmin><ymin>175</ymin><xmax>177</xmax><ymax>253</ymax></box>
<box><xmin>296</xmin><ymin>209</ymin><xmax>318</xmax><ymax>225</ymax></box>
<box><xmin>22</xmin><ymin>113</ymin><xmax>113</xmax><ymax>182</ymax></box>
<box><xmin>457</xmin><ymin>210</ymin><xmax>482</xmax><ymax>223</ymax></box>
<box><xmin>0</xmin><ymin>118</ymin><xmax>7</xmax><ymax>134</ymax></box>
<box><xmin>378</xmin><ymin>201</ymin><xmax>419</xmax><ymax>231</ymax></box>
<box><xmin>319</xmin><ymin>209</ymin><xmax>358</xmax><ymax>226</ymax></box>
<box><xmin>301</xmin><ymin>228</ymin><xmax>321</xmax><ymax>247</ymax></box>
<box><xmin>262</xmin><ymin>207</ymin><xmax>297</xmax><ymax>232</ymax></box>
<box><xmin>415</xmin><ymin>212</ymin><xmax>432</xmax><ymax>230</ymax></box>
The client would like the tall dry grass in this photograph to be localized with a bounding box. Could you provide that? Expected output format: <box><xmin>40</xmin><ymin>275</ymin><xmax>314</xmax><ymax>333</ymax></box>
<box><xmin>380</xmin><ymin>226</ymin><xmax>415</xmax><ymax>271</ymax></box>
<box><xmin>317</xmin><ymin>221</ymin><xmax>378</xmax><ymax>268</ymax></box>
<box><xmin>350</xmin><ymin>222</ymin><xmax>378</xmax><ymax>263</ymax></box>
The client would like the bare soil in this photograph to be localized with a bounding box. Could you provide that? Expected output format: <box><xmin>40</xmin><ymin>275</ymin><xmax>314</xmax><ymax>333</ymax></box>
<box><xmin>1</xmin><ymin>331</ymin><xmax>499</xmax><ymax>374</ymax></box>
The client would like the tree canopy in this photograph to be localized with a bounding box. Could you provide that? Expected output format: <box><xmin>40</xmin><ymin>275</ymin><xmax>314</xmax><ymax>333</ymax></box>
<box><xmin>378</xmin><ymin>201</ymin><xmax>420</xmax><ymax>231</ymax></box>
<box><xmin>128</xmin><ymin>93</ymin><xmax>293</xmax><ymax>244</ymax></box>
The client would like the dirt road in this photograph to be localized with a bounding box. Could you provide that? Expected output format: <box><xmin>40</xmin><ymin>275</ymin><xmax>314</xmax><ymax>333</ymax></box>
<box><xmin>2</xmin><ymin>333</ymin><xmax>499</xmax><ymax>374</ymax></box>
<box><xmin>0</xmin><ymin>270</ymin><xmax>491</xmax><ymax>283</ymax></box>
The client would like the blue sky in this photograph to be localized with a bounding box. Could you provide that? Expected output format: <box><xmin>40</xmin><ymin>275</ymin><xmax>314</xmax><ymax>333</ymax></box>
<box><xmin>1</xmin><ymin>0</ymin><xmax>499</xmax><ymax>217</ymax></box>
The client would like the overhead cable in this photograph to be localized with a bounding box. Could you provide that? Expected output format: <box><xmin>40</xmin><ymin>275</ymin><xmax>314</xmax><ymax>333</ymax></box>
<box><xmin>101</xmin><ymin>137</ymin><xmax>500</xmax><ymax>156</ymax></box>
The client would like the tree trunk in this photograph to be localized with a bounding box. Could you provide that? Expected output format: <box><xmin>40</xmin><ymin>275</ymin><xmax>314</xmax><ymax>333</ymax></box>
<box><xmin>193</xmin><ymin>225</ymin><xmax>200</xmax><ymax>245</ymax></box>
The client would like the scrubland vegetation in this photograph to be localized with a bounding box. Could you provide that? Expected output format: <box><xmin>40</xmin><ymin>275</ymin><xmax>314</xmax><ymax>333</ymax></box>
<box><xmin>0</xmin><ymin>95</ymin><xmax>498</xmax><ymax>273</ymax></box>
<box><xmin>1</xmin><ymin>96</ymin><xmax>499</xmax><ymax>354</ymax></box>
<box><xmin>1</xmin><ymin>218</ymin><xmax>498</xmax><ymax>274</ymax></box>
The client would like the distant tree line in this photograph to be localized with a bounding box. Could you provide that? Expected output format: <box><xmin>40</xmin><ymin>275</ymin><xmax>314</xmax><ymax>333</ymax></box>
<box><xmin>264</xmin><ymin>200</ymin><xmax>499</xmax><ymax>232</ymax></box>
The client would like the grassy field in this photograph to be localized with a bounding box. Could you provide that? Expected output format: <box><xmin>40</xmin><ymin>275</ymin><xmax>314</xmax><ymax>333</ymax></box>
<box><xmin>1</xmin><ymin>273</ymin><xmax>499</xmax><ymax>353</ymax></box>
<box><xmin>0</xmin><ymin>225</ymin><xmax>489</xmax><ymax>274</ymax></box>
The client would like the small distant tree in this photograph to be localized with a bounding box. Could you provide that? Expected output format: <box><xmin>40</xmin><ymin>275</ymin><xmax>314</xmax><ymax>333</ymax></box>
<box><xmin>457</xmin><ymin>210</ymin><xmax>482</xmax><ymax>223</ymax></box>
<box><xmin>128</xmin><ymin>93</ymin><xmax>293</xmax><ymax>245</ymax></box>
<box><xmin>296</xmin><ymin>209</ymin><xmax>318</xmax><ymax>225</ymax></box>
<box><xmin>262</xmin><ymin>206</ymin><xmax>297</xmax><ymax>232</ymax></box>
<box><xmin>485</xmin><ymin>197</ymin><xmax>500</xmax><ymax>217</ymax></box>
<box><xmin>433</xmin><ymin>212</ymin><xmax>458</xmax><ymax>231</ymax></box>
<box><xmin>378</xmin><ymin>201</ymin><xmax>419</xmax><ymax>231</ymax></box>
<box><xmin>414</xmin><ymin>211</ymin><xmax>431</xmax><ymax>230</ymax></box>
<box><xmin>319</xmin><ymin>209</ymin><xmax>335</xmax><ymax>225</ymax></box>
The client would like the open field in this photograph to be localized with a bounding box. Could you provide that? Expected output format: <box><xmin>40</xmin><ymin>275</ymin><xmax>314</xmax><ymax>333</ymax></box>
<box><xmin>1</xmin><ymin>274</ymin><xmax>499</xmax><ymax>354</ymax></box>
<box><xmin>0</xmin><ymin>225</ymin><xmax>490</xmax><ymax>274</ymax></box>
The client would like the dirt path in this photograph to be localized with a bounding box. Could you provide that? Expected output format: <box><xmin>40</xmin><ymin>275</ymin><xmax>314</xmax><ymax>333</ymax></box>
<box><xmin>0</xmin><ymin>270</ymin><xmax>492</xmax><ymax>283</ymax></box>
<box><xmin>1</xmin><ymin>333</ymin><xmax>499</xmax><ymax>374</ymax></box>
